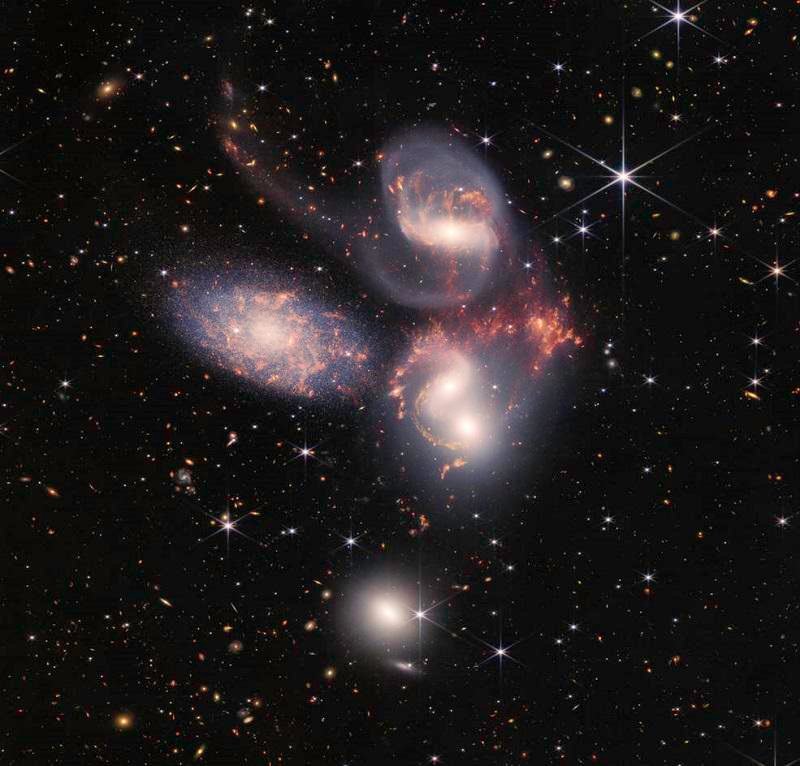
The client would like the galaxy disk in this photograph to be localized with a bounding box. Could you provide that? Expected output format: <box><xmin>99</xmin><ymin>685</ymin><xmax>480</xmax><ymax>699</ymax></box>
<box><xmin>363</xmin><ymin>131</ymin><xmax>507</xmax><ymax>308</ymax></box>
<box><xmin>170</xmin><ymin>272</ymin><xmax>370</xmax><ymax>400</ymax></box>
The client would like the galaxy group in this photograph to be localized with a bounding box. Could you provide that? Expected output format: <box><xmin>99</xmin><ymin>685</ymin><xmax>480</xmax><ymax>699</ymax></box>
<box><xmin>4</xmin><ymin>2</ymin><xmax>800</xmax><ymax>765</ymax></box>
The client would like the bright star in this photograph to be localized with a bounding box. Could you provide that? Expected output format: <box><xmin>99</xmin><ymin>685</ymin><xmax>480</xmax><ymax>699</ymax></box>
<box><xmin>670</xmin><ymin>6</ymin><xmax>687</xmax><ymax>23</ymax></box>
<box><xmin>614</xmin><ymin>167</ymin><xmax>631</xmax><ymax>185</ymax></box>
<box><xmin>187</xmin><ymin>498</ymin><xmax>263</xmax><ymax>558</ymax></box>
<box><xmin>634</xmin><ymin>1</ymin><xmax>723</xmax><ymax>57</ymax></box>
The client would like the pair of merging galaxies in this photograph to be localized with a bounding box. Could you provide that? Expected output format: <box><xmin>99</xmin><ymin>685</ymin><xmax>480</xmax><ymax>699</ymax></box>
<box><xmin>171</xmin><ymin>81</ymin><xmax>580</xmax><ymax>476</ymax></box>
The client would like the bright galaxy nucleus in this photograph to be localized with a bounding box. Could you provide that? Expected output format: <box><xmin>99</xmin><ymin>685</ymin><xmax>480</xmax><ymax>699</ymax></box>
<box><xmin>395</xmin><ymin>342</ymin><xmax>501</xmax><ymax>460</ymax></box>
<box><xmin>367</xmin><ymin>132</ymin><xmax>506</xmax><ymax>308</ymax></box>
<box><xmin>356</xmin><ymin>583</ymin><xmax>418</xmax><ymax>646</ymax></box>
<box><xmin>390</xmin><ymin>283</ymin><xmax>580</xmax><ymax>477</ymax></box>
<box><xmin>171</xmin><ymin>273</ymin><xmax>370</xmax><ymax>400</ymax></box>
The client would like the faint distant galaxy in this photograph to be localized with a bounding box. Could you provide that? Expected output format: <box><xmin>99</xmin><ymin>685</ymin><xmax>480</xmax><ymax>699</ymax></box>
<box><xmin>389</xmin><ymin>281</ymin><xmax>580</xmax><ymax>477</ymax></box>
<box><xmin>169</xmin><ymin>269</ymin><xmax>372</xmax><ymax>400</ymax></box>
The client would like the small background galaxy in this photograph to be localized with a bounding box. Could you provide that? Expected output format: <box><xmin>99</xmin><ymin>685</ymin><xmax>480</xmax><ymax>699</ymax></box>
<box><xmin>4</xmin><ymin>2</ymin><xmax>800</xmax><ymax>765</ymax></box>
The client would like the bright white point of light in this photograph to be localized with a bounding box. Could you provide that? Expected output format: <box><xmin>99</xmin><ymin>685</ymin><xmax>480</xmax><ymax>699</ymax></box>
<box><xmin>222</xmin><ymin>521</ymin><xmax>234</xmax><ymax>531</ymax></box>
<box><xmin>480</xmin><ymin>135</ymin><xmax>492</xmax><ymax>146</ymax></box>
<box><xmin>490</xmin><ymin>538</ymin><xmax>499</xmax><ymax>546</ymax></box>
<box><xmin>644</xmin><ymin>375</ymin><xmax>656</xmax><ymax>385</ymax></box>
<box><xmin>777</xmin><ymin>517</ymin><xmax>789</xmax><ymax>527</ymax></box>
<box><xmin>553</xmin><ymin>62</ymin><xmax>564</xmax><ymax>72</ymax></box>
<box><xmin>643</xmin><ymin>573</ymin><xmax>655</xmax><ymax>583</ymax></box>
<box><xmin>345</xmin><ymin>537</ymin><xmax>356</xmax><ymax>547</ymax></box>
<box><xmin>553</xmin><ymin>236</ymin><xmax>561</xmax><ymax>244</ymax></box>
<box><xmin>578</xmin><ymin>225</ymin><xmax>588</xmax><ymax>234</ymax></box>
<box><xmin>59</xmin><ymin>379</ymin><xmax>71</xmax><ymax>389</ymax></box>
<box><xmin>671</xmin><ymin>7</ymin><xmax>687</xmax><ymax>23</ymax></box>
<box><xmin>751</xmin><ymin>336</ymin><xmax>762</xmax><ymax>346</ymax></box>
<box><xmin>709</xmin><ymin>227</ymin><xmax>720</xmax><ymax>237</ymax></box>
<box><xmin>615</xmin><ymin>168</ymin><xmax>631</xmax><ymax>184</ymax></box>
<box><xmin>494</xmin><ymin>646</ymin><xmax>507</xmax><ymax>657</ymax></box>
<box><xmin>300</xmin><ymin>448</ymin><xmax>311</xmax><ymax>457</ymax></box>
<box><xmin>569</xmin><ymin>623</ymin><xmax>579</xmax><ymax>631</ymax></box>
<box><xmin>771</xmin><ymin>265</ymin><xmax>784</xmax><ymax>277</ymax></box>
<box><xmin>257</xmin><ymin>84</ymin><xmax>268</xmax><ymax>92</ymax></box>
<box><xmin>671</xmin><ymin>113</ymin><xmax>681</xmax><ymax>122</ymax></box>
<box><xmin>750</xmin><ymin>378</ymin><xmax>761</xmax><ymax>388</ymax></box>
<box><xmin>603</xmin><ymin>516</ymin><xmax>614</xmax><ymax>524</ymax></box>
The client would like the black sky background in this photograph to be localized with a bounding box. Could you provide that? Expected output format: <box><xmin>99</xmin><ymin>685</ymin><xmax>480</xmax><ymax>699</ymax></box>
<box><xmin>3</xmin><ymin>1</ymin><xmax>800</xmax><ymax>765</ymax></box>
